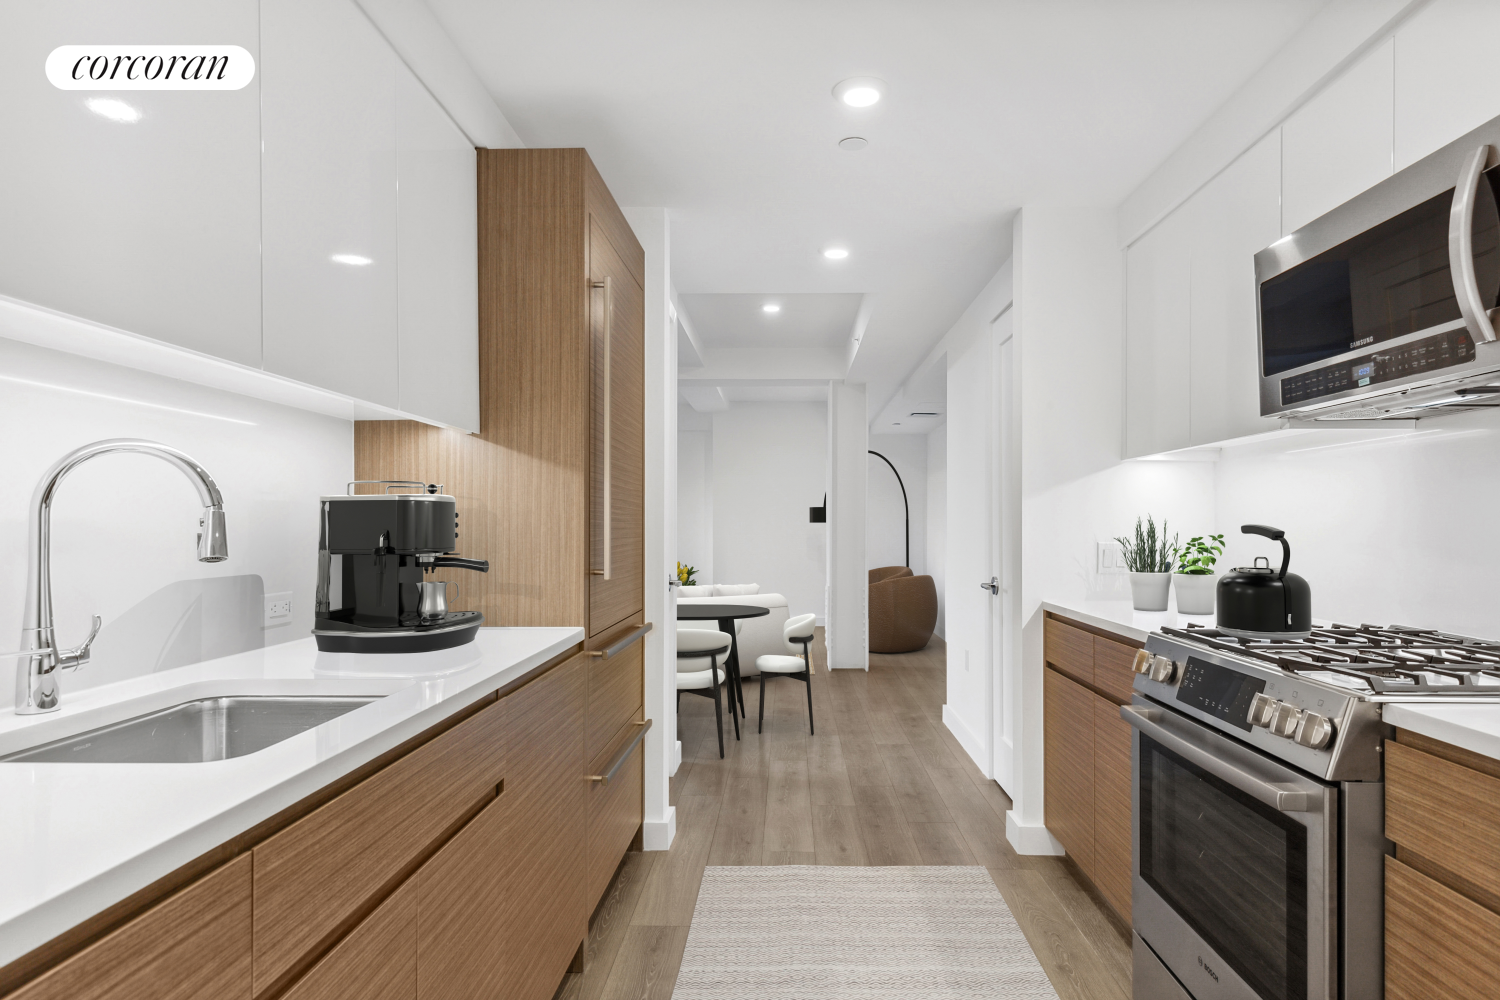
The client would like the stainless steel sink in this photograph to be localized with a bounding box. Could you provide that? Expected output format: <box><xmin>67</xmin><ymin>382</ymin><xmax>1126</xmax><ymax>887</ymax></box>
<box><xmin>0</xmin><ymin>696</ymin><xmax>380</xmax><ymax>764</ymax></box>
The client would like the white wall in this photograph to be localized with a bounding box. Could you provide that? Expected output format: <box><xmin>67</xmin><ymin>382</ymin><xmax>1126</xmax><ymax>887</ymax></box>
<box><xmin>826</xmin><ymin>383</ymin><xmax>868</xmax><ymax>668</ymax></box>
<box><xmin>708</xmin><ymin>402</ymin><xmax>828</xmax><ymax>620</ymax></box>
<box><xmin>926</xmin><ymin>423</ymin><xmax>947</xmax><ymax>638</ymax></box>
<box><xmin>676</xmin><ymin>412</ymin><xmax>713</xmax><ymax>585</ymax></box>
<box><xmin>866</xmin><ymin>434</ymin><xmax>926</xmax><ymax>574</ymax></box>
<box><xmin>0</xmin><ymin>337</ymin><xmax>352</xmax><ymax>710</ymax></box>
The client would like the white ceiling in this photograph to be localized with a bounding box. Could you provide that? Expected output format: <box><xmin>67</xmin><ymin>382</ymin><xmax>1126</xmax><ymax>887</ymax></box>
<box><xmin>430</xmin><ymin>0</ymin><xmax>1329</xmax><ymax>419</ymax></box>
<box><xmin>679</xmin><ymin>293</ymin><xmax>863</xmax><ymax>350</ymax></box>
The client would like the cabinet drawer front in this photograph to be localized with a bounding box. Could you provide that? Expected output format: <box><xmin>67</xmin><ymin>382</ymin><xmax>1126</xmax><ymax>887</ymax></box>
<box><xmin>1092</xmin><ymin>693</ymin><xmax>1133</xmax><ymax>921</ymax></box>
<box><xmin>1043</xmin><ymin>667</ymin><xmax>1094</xmax><ymax>878</ymax></box>
<box><xmin>586</xmin><ymin>733</ymin><xmax>644</xmax><ymax>909</ymax></box>
<box><xmin>253</xmin><ymin>701</ymin><xmax>506</xmax><ymax>993</ymax></box>
<box><xmin>1386</xmin><ymin>740</ymin><xmax>1500</xmax><ymax>900</ymax></box>
<box><xmin>1092</xmin><ymin>636</ymin><xmax>1139</xmax><ymax>704</ymax></box>
<box><xmin>11</xmin><ymin>854</ymin><xmax>251</xmax><ymax>1000</ymax></box>
<box><xmin>1385</xmin><ymin>856</ymin><xmax>1500</xmax><ymax>1000</ymax></box>
<box><xmin>1044</xmin><ymin>617</ymin><xmax>1093</xmax><ymax>686</ymax></box>
<box><xmin>282</xmin><ymin>879</ymin><xmax>415</xmax><ymax>1000</ymax></box>
<box><xmin>587</xmin><ymin>634</ymin><xmax>644</xmax><ymax>764</ymax></box>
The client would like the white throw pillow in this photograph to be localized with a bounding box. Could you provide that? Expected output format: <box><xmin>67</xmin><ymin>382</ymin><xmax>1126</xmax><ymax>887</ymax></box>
<box><xmin>713</xmin><ymin>583</ymin><xmax>760</xmax><ymax>596</ymax></box>
<box><xmin>678</xmin><ymin>585</ymin><xmax>714</xmax><ymax>597</ymax></box>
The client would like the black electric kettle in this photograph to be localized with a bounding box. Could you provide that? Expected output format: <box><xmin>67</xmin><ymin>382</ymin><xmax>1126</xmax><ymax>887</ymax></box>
<box><xmin>1216</xmin><ymin>525</ymin><xmax>1312</xmax><ymax>639</ymax></box>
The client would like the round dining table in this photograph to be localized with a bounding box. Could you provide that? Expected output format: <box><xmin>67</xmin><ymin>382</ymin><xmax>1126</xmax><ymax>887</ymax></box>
<box><xmin>676</xmin><ymin>603</ymin><xmax>769</xmax><ymax>722</ymax></box>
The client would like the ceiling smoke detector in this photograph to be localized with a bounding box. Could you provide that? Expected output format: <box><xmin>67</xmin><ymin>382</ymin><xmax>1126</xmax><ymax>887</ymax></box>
<box><xmin>833</xmin><ymin>77</ymin><xmax>885</xmax><ymax>108</ymax></box>
<box><xmin>838</xmin><ymin>136</ymin><xmax>868</xmax><ymax>151</ymax></box>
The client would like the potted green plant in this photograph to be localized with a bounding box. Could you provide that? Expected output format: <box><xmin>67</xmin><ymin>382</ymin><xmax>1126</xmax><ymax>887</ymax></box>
<box><xmin>1115</xmin><ymin>516</ymin><xmax>1177</xmax><ymax>612</ymax></box>
<box><xmin>1173</xmin><ymin>534</ymin><xmax>1224</xmax><ymax>616</ymax></box>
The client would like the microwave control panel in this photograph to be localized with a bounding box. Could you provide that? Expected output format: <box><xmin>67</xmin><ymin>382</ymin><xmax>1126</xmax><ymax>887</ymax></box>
<box><xmin>1279</xmin><ymin>328</ymin><xmax>1474</xmax><ymax>406</ymax></box>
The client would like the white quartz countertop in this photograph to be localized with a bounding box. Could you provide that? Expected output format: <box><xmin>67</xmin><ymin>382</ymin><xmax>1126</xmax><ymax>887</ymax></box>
<box><xmin>1382</xmin><ymin>702</ymin><xmax>1500</xmax><ymax>762</ymax></box>
<box><xmin>1039</xmin><ymin>600</ymin><xmax>1215</xmax><ymax>644</ymax></box>
<box><xmin>0</xmin><ymin>626</ymin><xmax>583</xmax><ymax>969</ymax></box>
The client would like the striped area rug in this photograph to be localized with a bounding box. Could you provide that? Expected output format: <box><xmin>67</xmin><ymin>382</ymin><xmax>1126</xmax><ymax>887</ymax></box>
<box><xmin>672</xmin><ymin>866</ymin><xmax>1059</xmax><ymax>999</ymax></box>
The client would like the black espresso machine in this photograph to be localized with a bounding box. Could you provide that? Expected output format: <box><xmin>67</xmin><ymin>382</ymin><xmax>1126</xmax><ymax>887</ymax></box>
<box><xmin>313</xmin><ymin>481</ymin><xmax>490</xmax><ymax>653</ymax></box>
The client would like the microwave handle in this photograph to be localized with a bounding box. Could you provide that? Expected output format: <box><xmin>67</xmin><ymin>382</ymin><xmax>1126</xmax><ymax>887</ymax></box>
<box><xmin>1121</xmin><ymin>704</ymin><xmax>1313</xmax><ymax>813</ymax></box>
<box><xmin>1449</xmin><ymin>144</ymin><xmax>1498</xmax><ymax>345</ymax></box>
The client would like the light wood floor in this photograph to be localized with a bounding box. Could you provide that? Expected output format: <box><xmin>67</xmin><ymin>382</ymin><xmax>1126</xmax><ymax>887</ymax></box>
<box><xmin>554</xmin><ymin>632</ymin><xmax>1131</xmax><ymax>1000</ymax></box>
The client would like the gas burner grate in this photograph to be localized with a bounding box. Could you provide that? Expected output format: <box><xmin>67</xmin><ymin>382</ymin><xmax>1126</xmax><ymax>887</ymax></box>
<box><xmin>1160</xmin><ymin>624</ymin><xmax>1500</xmax><ymax>694</ymax></box>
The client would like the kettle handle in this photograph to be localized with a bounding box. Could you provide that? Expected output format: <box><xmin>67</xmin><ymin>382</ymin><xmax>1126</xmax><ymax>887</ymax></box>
<box><xmin>1242</xmin><ymin>524</ymin><xmax>1290</xmax><ymax>580</ymax></box>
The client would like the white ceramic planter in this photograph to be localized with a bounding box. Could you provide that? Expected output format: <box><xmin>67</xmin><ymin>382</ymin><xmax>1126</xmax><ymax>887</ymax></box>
<box><xmin>1128</xmin><ymin>572</ymin><xmax>1172</xmax><ymax>612</ymax></box>
<box><xmin>1173</xmin><ymin>573</ymin><xmax>1218</xmax><ymax>616</ymax></box>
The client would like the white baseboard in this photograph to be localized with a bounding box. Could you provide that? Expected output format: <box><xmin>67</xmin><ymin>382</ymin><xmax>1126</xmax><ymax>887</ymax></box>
<box><xmin>670</xmin><ymin>739</ymin><xmax>682</xmax><ymax>776</ymax></box>
<box><xmin>642</xmin><ymin>806</ymin><xmax>676</xmax><ymax>851</ymax></box>
<box><xmin>942</xmin><ymin>704</ymin><xmax>992</xmax><ymax>779</ymax></box>
<box><xmin>1006</xmin><ymin>810</ymin><xmax>1065</xmax><ymax>856</ymax></box>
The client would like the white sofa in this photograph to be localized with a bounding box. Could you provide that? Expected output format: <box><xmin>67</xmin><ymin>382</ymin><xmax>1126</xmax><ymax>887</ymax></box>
<box><xmin>677</xmin><ymin>584</ymin><xmax>789</xmax><ymax>677</ymax></box>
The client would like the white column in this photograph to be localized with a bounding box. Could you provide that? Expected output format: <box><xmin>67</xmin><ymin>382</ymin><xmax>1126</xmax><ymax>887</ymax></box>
<box><xmin>825</xmin><ymin>381</ymin><xmax>868</xmax><ymax>670</ymax></box>
<box><xmin>622</xmin><ymin>208</ymin><xmax>676</xmax><ymax>850</ymax></box>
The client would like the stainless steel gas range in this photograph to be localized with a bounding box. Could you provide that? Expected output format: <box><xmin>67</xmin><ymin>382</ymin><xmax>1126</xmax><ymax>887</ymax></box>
<box><xmin>1126</xmin><ymin>623</ymin><xmax>1500</xmax><ymax>1000</ymax></box>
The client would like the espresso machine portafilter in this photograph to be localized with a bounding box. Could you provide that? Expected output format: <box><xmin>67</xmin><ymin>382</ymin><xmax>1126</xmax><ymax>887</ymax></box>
<box><xmin>313</xmin><ymin>481</ymin><xmax>489</xmax><ymax>653</ymax></box>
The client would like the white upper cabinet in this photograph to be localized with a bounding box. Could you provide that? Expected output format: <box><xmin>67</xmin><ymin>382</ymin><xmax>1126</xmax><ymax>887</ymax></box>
<box><xmin>1281</xmin><ymin>38</ymin><xmax>1394</xmax><ymax>235</ymax></box>
<box><xmin>0</xmin><ymin>0</ymin><xmax>262</xmax><ymax>366</ymax></box>
<box><xmin>1188</xmin><ymin>132</ymin><xmax>1283</xmax><ymax>447</ymax></box>
<box><xmin>1394</xmin><ymin>0</ymin><xmax>1500</xmax><ymax>170</ymax></box>
<box><xmin>261</xmin><ymin>0</ymin><xmax>400</xmax><ymax>408</ymax></box>
<box><xmin>396</xmin><ymin>67</ymin><xmax>479</xmax><ymax>432</ymax></box>
<box><xmin>1123</xmin><ymin>206</ymin><xmax>1192</xmax><ymax>459</ymax></box>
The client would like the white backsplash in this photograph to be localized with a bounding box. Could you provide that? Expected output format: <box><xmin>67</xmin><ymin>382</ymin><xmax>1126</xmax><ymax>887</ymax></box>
<box><xmin>0</xmin><ymin>337</ymin><xmax>352</xmax><ymax>709</ymax></box>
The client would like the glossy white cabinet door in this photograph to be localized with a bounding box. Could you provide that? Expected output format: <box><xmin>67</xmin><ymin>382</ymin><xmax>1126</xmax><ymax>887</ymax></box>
<box><xmin>1394</xmin><ymin>0</ymin><xmax>1500</xmax><ymax>171</ymax></box>
<box><xmin>0</xmin><ymin>0</ymin><xmax>261</xmax><ymax>366</ymax></box>
<box><xmin>1281</xmin><ymin>38</ymin><xmax>1394</xmax><ymax>236</ymax></box>
<box><xmin>1188</xmin><ymin>132</ymin><xmax>1283</xmax><ymax>447</ymax></box>
<box><xmin>261</xmin><ymin>0</ymin><xmax>399</xmax><ymax>407</ymax></box>
<box><xmin>396</xmin><ymin>66</ymin><xmax>479</xmax><ymax>432</ymax></box>
<box><xmin>1123</xmin><ymin>208</ymin><xmax>1191</xmax><ymax>459</ymax></box>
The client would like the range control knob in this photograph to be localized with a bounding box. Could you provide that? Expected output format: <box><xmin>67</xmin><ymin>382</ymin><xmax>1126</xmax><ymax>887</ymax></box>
<box><xmin>1132</xmin><ymin>649</ymin><xmax>1152</xmax><ymax>675</ymax></box>
<box><xmin>1247</xmin><ymin>692</ymin><xmax>1278</xmax><ymax>729</ymax></box>
<box><xmin>1147</xmin><ymin>655</ymin><xmax>1178</xmax><ymax>684</ymax></box>
<box><xmin>1268</xmin><ymin>701</ymin><xmax>1304</xmax><ymax>739</ymax></box>
<box><xmin>1293</xmin><ymin>712</ymin><xmax>1335</xmax><ymax>750</ymax></box>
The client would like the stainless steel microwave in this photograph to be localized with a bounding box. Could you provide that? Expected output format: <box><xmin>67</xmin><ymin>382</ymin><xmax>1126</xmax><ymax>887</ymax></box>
<box><xmin>1255</xmin><ymin>113</ymin><xmax>1500</xmax><ymax>420</ymax></box>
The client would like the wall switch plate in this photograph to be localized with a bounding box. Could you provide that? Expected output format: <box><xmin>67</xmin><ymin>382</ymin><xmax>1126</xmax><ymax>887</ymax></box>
<box><xmin>264</xmin><ymin>592</ymin><xmax>293</xmax><ymax>626</ymax></box>
<box><xmin>1096</xmin><ymin>542</ymin><xmax>1126</xmax><ymax>574</ymax></box>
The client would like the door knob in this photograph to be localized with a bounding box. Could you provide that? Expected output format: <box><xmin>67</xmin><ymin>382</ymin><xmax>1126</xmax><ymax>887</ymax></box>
<box><xmin>980</xmin><ymin>577</ymin><xmax>999</xmax><ymax>595</ymax></box>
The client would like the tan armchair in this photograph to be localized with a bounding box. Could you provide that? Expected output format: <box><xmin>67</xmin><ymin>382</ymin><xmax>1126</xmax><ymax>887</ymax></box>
<box><xmin>868</xmin><ymin>566</ymin><xmax>938</xmax><ymax>653</ymax></box>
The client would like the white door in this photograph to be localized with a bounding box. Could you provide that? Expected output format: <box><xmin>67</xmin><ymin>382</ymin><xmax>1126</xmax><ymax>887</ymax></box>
<box><xmin>993</xmin><ymin>314</ymin><xmax>1016</xmax><ymax>792</ymax></box>
<box><xmin>943</xmin><ymin>309</ymin><xmax>1004</xmax><ymax>779</ymax></box>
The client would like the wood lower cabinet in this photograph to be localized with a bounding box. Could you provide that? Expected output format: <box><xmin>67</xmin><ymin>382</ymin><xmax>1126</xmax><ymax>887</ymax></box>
<box><xmin>5</xmin><ymin>855</ymin><xmax>251</xmax><ymax>1000</ymax></box>
<box><xmin>281</xmin><ymin>879</ymin><xmax>416</xmax><ymax>1000</ymax></box>
<box><xmin>1042</xmin><ymin>611</ymin><xmax>1141</xmax><ymax>922</ymax></box>
<box><xmin>1385</xmin><ymin>856</ymin><xmax>1500</xmax><ymax>1000</ymax></box>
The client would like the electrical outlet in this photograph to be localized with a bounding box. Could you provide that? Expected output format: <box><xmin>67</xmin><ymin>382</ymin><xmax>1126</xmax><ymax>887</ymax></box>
<box><xmin>264</xmin><ymin>592</ymin><xmax>292</xmax><ymax>627</ymax></box>
<box><xmin>1096</xmin><ymin>542</ymin><xmax>1125</xmax><ymax>574</ymax></box>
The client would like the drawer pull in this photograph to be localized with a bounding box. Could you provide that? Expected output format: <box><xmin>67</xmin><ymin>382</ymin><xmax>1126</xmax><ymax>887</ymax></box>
<box><xmin>587</xmin><ymin>622</ymin><xmax>653</xmax><ymax>659</ymax></box>
<box><xmin>587</xmin><ymin>719</ymin><xmax>651</xmax><ymax>786</ymax></box>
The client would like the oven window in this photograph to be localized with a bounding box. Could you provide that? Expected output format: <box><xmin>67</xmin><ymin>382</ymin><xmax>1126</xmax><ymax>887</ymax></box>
<box><xmin>1259</xmin><ymin>169</ymin><xmax>1500</xmax><ymax>377</ymax></box>
<box><xmin>1139</xmin><ymin>735</ymin><xmax>1307</xmax><ymax>1000</ymax></box>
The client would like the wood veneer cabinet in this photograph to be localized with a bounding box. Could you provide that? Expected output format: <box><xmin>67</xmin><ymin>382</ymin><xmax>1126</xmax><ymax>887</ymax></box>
<box><xmin>1042</xmin><ymin>611</ymin><xmax>1142</xmax><ymax>922</ymax></box>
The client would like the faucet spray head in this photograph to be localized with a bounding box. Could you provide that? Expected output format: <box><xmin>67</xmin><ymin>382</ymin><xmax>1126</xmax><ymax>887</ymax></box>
<box><xmin>198</xmin><ymin>507</ymin><xmax>229</xmax><ymax>562</ymax></box>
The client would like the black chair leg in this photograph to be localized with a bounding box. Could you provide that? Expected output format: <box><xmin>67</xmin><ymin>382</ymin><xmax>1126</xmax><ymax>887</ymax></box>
<box><xmin>711</xmin><ymin>668</ymin><xmax>725</xmax><ymax>759</ymax></box>
<box><xmin>804</xmin><ymin>672</ymin><xmax>815</xmax><ymax>735</ymax></box>
<box><xmin>758</xmin><ymin>671</ymin><xmax>766</xmax><ymax>734</ymax></box>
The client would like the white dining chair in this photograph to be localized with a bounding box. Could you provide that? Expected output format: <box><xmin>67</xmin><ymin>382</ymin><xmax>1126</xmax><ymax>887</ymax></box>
<box><xmin>677</xmin><ymin>628</ymin><xmax>737</xmax><ymax>758</ymax></box>
<box><xmin>754</xmin><ymin>613</ymin><xmax>817</xmax><ymax>735</ymax></box>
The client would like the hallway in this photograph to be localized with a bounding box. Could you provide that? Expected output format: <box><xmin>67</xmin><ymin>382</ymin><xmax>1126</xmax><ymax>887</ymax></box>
<box><xmin>555</xmin><ymin>633</ymin><xmax>1131</xmax><ymax>1000</ymax></box>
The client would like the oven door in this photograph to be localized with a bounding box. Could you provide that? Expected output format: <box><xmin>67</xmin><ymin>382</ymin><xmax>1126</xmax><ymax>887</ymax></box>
<box><xmin>1125</xmin><ymin>699</ymin><xmax>1337</xmax><ymax>1000</ymax></box>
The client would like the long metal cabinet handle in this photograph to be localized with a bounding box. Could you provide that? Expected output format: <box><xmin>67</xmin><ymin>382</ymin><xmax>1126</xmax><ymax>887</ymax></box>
<box><xmin>1120</xmin><ymin>705</ymin><xmax>1314</xmax><ymax>813</ymax></box>
<box><xmin>1449</xmin><ymin>144</ymin><xmax>1498</xmax><ymax>344</ymax></box>
<box><xmin>586</xmin><ymin>622</ymin><xmax>652</xmax><ymax>659</ymax></box>
<box><xmin>593</xmin><ymin>276</ymin><xmax>614</xmax><ymax>579</ymax></box>
<box><xmin>587</xmin><ymin>719</ymin><xmax>651</xmax><ymax>786</ymax></box>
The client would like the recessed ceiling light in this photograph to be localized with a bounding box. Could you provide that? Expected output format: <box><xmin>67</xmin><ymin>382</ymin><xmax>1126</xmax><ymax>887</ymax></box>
<box><xmin>331</xmin><ymin>253</ymin><xmax>373</xmax><ymax>266</ymax></box>
<box><xmin>762</xmin><ymin>303</ymin><xmax>781</xmax><ymax>313</ymax></box>
<box><xmin>833</xmin><ymin>77</ymin><xmax>885</xmax><ymax>108</ymax></box>
<box><xmin>838</xmin><ymin>136</ymin><xmax>868</xmax><ymax>151</ymax></box>
<box><xmin>86</xmin><ymin>97</ymin><xmax>141</xmax><ymax>123</ymax></box>
<box><xmin>823</xmin><ymin>248</ymin><xmax>849</xmax><ymax>260</ymax></box>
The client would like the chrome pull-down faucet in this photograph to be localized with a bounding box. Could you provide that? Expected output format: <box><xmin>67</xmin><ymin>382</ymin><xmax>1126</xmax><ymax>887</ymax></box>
<box><xmin>12</xmin><ymin>439</ymin><xmax>228</xmax><ymax>715</ymax></box>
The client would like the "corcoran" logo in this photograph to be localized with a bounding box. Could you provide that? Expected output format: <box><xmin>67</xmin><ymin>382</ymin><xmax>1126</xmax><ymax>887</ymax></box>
<box><xmin>46</xmin><ymin>46</ymin><xmax>255</xmax><ymax>91</ymax></box>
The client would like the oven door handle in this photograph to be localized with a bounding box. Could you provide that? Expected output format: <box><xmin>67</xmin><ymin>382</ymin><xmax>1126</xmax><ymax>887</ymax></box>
<box><xmin>1121</xmin><ymin>705</ymin><xmax>1313</xmax><ymax>813</ymax></box>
